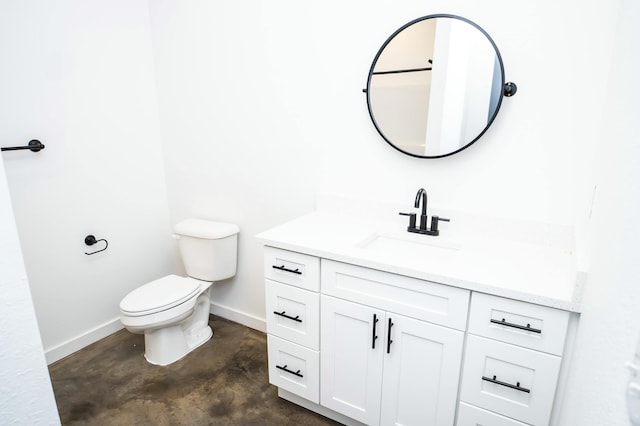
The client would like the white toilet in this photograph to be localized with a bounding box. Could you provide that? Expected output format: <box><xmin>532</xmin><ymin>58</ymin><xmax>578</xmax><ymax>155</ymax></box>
<box><xmin>119</xmin><ymin>218</ymin><xmax>239</xmax><ymax>366</ymax></box>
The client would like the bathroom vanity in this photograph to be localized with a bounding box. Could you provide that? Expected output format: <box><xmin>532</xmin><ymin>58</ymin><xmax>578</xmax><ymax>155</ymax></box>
<box><xmin>257</xmin><ymin>205</ymin><xmax>582</xmax><ymax>426</ymax></box>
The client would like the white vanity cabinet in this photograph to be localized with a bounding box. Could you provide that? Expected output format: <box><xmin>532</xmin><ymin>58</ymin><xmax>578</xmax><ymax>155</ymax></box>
<box><xmin>261</xmin><ymin>237</ymin><xmax>577</xmax><ymax>426</ymax></box>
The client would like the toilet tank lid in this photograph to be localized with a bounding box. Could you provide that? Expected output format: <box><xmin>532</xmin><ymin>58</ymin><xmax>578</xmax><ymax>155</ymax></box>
<box><xmin>174</xmin><ymin>218</ymin><xmax>239</xmax><ymax>239</ymax></box>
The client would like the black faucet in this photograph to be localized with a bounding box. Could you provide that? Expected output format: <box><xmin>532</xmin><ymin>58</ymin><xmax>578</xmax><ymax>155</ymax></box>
<box><xmin>415</xmin><ymin>188</ymin><xmax>428</xmax><ymax>230</ymax></box>
<box><xmin>399</xmin><ymin>188</ymin><xmax>450</xmax><ymax>236</ymax></box>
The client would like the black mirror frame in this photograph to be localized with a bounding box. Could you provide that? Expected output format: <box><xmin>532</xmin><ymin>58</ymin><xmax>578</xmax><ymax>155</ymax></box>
<box><xmin>365</xmin><ymin>14</ymin><xmax>516</xmax><ymax>159</ymax></box>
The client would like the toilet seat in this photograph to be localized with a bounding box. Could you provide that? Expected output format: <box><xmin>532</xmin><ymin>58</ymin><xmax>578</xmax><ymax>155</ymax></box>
<box><xmin>120</xmin><ymin>275</ymin><xmax>201</xmax><ymax>317</ymax></box>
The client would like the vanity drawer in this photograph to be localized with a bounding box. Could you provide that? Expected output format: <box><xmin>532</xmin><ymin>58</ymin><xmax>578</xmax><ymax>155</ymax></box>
<box><xmin>460</xmin><ymin>335</ymin><xmax>561</xmax><ymax>426</ymax></box>
<box><xmin>321</xmin><ymin>259</ymin><xmax>469</xmax><ymax>330</ymax></box>
<box><xmin>264</xmin><ymin>246</ymin><xmax>320</xmax><ymax>291</ymax></box>
<box><xmin>267</xmin><ymin>335</ymin><xmax>319</xmax><ymax>404</ymax></box>
<box><xmin>265</xmin><ymin>280</ymin><xmax>319</xmax><ymax>350</ymax></box>
<box><xmin>457</xmin><ymin>402</ymin><xmax>528</xmax><ymax>426</ymax></box>
<box><xmin>468</xmin><ymin>293</ymin><xmax>569</xmax><ymax>356</ymax></box>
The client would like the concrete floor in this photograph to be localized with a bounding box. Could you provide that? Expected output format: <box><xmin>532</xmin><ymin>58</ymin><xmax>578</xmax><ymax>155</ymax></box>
<box><xmin>49</xmin><ymin>315</ymin><xmax>340</xmax><ymax>425</ymax></box>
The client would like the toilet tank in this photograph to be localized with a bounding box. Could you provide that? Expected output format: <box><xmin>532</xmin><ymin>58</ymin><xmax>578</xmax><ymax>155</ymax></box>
<box><xmin>173</xmin><ymin>219</ymin><xmax>239</xmax><ymax>282</ymax></box>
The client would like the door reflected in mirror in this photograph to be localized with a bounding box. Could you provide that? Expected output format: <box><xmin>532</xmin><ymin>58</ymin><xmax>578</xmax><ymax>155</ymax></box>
<box><xmin>366</xmin><ymin>15</ymin><xmax>514</xmax><ymax>158</ymax></box>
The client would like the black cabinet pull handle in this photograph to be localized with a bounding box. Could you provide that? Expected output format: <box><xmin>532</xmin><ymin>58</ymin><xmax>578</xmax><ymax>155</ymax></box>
<box><xmin>275</xmin><ymin>364</ymin><xmax>303</xmax><ymax>378</ymax></box>
<box><xmin>387</xmin><ymin>318</ymin><xmax>394</xmax><ymax>354</ymax></box>
<box><xmin>272</xmin><ymin>265</ymin><xmax>302</xmax><ymax>275</ymax></box>
<box><xmin>482</xmin><ymin>375</ymin><xmax>530</xmax><ymax>393</ymax></box>
<box><xmin>273</xmin><ymin>310</ymin><xmax>302</xmax><ymax>323</ymax></box>
<box><xmin>490</xmin><ymin>318</ymin><xmax>542</xmax><ymax>334</ymax></box>
<box><xmin>371</xmin><ymin>313</ymin><xmax>379</xmax><ymax>349</ymax></box>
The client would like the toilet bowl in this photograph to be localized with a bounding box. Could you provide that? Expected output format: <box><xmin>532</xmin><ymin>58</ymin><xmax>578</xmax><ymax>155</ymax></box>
<box><xmin>119</xmin><ymin>219</ymin><xmax>239</xmax><ymax>366</ymax></box>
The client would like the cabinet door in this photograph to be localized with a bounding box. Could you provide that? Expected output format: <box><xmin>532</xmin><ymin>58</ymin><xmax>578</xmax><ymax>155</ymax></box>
<box><xmin>460</xmin><ymin>335</ymin><xmax>561</xmax><ymax>426</ymax></box>
<box><xmin>457</xmin><ymin>402</ymin><xmax>529</xmax><ymax>426</ymax></box>
<box><xmin>468</xmin><ymin>292</ymin><xmax>569</xmax><ymax>356</ymax></box>
<box><xmin>267</xmin><ymin>335</ymin><xmax>319</xmax><ymax>403</ymax></box>
<box><xmin>380</xmin><ymin>313</ymin><xmax>464</xmax><ymax>426</ymax></box>
<box><xmin>265</xmin><ymin>279</ymin><xmax>319</xmax><ymax>350</ymax></box>
<box><xmin>322</xmin><ymin>259</ymin><xmax>469</xmax><ymax>330</ymax></box>
<box><xmin>264</xmin><ymin>246</ymin><xmax>320</xmax><ymax>291</ymax></box>
<box><xmin>320</xmin><ymin>295</ymin><xmax>385</xmax><ymax>426</ymax></box>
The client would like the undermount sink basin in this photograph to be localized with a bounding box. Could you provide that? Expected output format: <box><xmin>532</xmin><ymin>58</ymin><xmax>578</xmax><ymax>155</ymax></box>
<box><xmin>356</xmin><ymin>230</ymin><xmax>462</xmax><ymax>257</ymax></box>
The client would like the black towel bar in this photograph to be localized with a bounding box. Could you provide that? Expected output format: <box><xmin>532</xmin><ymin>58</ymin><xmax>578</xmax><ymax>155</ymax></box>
<box><xmin>1</xmin><ymin>140</ymin><xmax>45</xmax><ymax>152</ymax></box>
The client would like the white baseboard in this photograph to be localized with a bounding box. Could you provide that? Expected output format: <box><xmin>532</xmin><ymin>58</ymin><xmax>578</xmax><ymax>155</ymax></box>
<box><xmin>45</xmin><ymin>317</ymin><xmax>123</xmax><ymax>365</ymax></box>
<box><xmin>210</xmin><ymin>302</ymin><xmax>266</xmax><ymax>333</ymax></box>
<box><xmin>44</xmin><ymin>304</ymin><xmax>265</xmax><ymax>365</ymax></box>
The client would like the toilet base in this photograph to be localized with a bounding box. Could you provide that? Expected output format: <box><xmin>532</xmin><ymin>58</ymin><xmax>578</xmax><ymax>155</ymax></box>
<box><xmin>144</xmin><ymin>323</ymin><xmax>213</xmax><ymax>366</ymax></box>
<box><xmin>141</xmin><ymin>289</ymin><xmax>214</xmax><ymax>366</ymax></box>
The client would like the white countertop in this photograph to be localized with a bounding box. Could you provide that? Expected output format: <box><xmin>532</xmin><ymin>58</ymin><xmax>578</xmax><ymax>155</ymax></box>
<box><xmin>256</xmin><ymin>211</ymin><xmax>584</xmax><ymax>312</ymax></box>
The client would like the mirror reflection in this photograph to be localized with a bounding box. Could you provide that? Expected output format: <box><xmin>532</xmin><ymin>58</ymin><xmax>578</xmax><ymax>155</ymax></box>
<box><xmin>366</xmin><ymin>15</ymin><xmax>513</xmax><ymax>158</ymax></box>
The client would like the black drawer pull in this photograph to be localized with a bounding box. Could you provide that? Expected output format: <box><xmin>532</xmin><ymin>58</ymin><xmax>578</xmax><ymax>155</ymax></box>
<box><xmin>371</xmin><ymin>313</ymin><xmax>379</xmax><ymax>349</ymax></box>
<box><xmin>276</xmin><ymin>364</ymin><xmax>303</xmax><ymax>378</ymax></box>
<box><xmin>490</xmin><ymin>318</ymin><xmax>542</xmax><ymax>334</ymax></box>
<box><xmin>387</xmin><ymin>318</ymin><xmax>394</xmax><ymax>354</ymax></box>
<box><xmin>272</xmin><ymin>265</ymin><xmax>302</xmax><ymax>275</ymax></box>
<box><xmin>273</xmin><ymin>310</ymin><xmax>302</xmax><ymax>323</ymax></box>
<box><xmin>482</xmin><ymin>375</ymin><xmax>531</xmax><ymax>393</ymax></box>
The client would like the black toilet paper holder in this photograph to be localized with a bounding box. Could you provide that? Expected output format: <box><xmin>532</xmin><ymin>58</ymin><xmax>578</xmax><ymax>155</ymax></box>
<box><xmin>85</xmin><ymin>235</ymin><xmax>108</xmax><ymax>255</ymax></box>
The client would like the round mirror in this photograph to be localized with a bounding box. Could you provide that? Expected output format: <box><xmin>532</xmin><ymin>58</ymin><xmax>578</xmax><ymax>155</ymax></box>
<box><xmin>365</xmin><ymin>14</ymin><xmax>516</xmax><ymax>158</ymax></box>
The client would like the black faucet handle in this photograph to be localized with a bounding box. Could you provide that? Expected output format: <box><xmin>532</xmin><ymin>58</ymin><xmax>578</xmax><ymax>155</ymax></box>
<box><xmin>429</xmin><ymin>216</ymin><xmax>450</xmax><ymax>234</ymax></box>
<box><xmin>399</xmin><ymin>212</ymin><xmax>417</xmax><ymax>230</ymax></box>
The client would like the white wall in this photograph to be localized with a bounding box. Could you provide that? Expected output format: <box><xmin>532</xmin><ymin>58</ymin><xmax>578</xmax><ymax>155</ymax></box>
<box><xmin>560</xmin><ymin>0</ymin><xmax>640</xmax><ymax>423</ymax></box>
<box><xmin>0</xmin><ymin>0</ymin><xmax>175</xmax><ymax>362</ymax></box>
<box><xmin>149</xmin><ymin>0</ymin><xmax>616</xmax><ymax>326</ymax></box>
<box><xmin>149</xmin><ymin>1</ymin><xmax>319</xmax><ymax>327</ymax></box>
<box><xmin>309</xmin><ymin>0</ymin><xmax>613</xmax><ymax>225</ymax></box>
<box><xmin>0</xmin><ymin>157</ymin><xmax>60</xmax><ymax>423</ymax></box>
